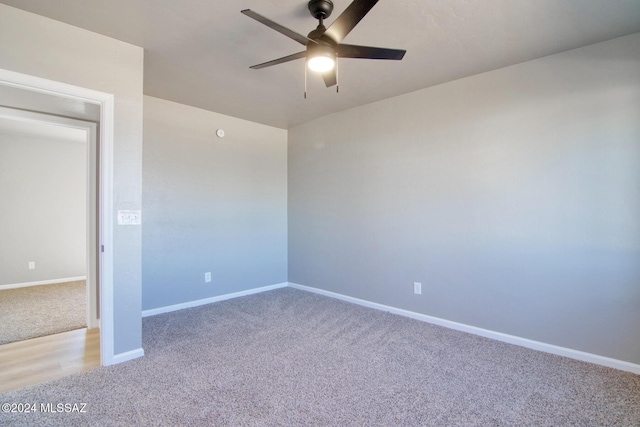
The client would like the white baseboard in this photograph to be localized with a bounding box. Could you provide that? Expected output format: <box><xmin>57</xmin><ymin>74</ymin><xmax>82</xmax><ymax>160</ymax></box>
<box><xmin>287</xmin><ymin>282</ymin><xmax>640</xmax><ymax>375</ymax></box>
<box><xmin>107</xmin><ymin>348</ymin><xmax>145</xmax><ymax>366</ymax></box>
<box><xmin>0</xmin><ymin>276</ymin><xmax>87</xmax><ymax>291</ymax></box>
<box><xmin>137</xmin><ymin>280</ymin><xmax>640</xmax><ymax>374</ymax></box>
<box><xmin>141</xmin><ymin>282</ymin><xmax>289</xmax><ymax>318</ymax></box>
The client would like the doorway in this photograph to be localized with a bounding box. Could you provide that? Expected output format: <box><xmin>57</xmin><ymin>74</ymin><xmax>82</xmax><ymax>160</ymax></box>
<box><xmin>0</xmin><ymin>107</ymin><xmax>98</xmax><ymax>335</ymax></box>
<box><xmin>0</xmin><ymin>68</ymin><xmax>115</xmax><ymax>366</ymax></box>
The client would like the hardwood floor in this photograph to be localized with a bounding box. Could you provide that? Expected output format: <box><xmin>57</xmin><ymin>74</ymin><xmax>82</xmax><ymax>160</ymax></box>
<box><xmin>0</xmin><ymin>328</ymin><xmax>100</xmax><ymax>393</ymax></box>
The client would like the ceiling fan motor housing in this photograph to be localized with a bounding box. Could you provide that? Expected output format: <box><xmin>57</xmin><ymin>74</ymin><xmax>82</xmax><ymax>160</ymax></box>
<box><xmin>308</xmin><ymin>0</ymin><xmax>334</xmax><ymax>20</ymax></box>
<box><xmin>307</xmin><ymin>41</ymin><xmax>336</xmax><ymax>61</ymax></box>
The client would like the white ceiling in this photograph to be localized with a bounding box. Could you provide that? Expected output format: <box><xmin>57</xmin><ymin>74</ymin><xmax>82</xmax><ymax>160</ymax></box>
<box><xmin>2</xmin><ymin>0</ymin><xmax>640</xmax><ymax>129</ymax></box>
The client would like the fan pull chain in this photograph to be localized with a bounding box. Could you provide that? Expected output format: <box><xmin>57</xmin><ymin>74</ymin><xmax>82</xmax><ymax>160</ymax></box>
<box><xmin>304</xmin><ymin>60</ymin><xmax>308</xmax><ymax>99</ymax></box>
<box><xmin>336</xmin><ymin>54</ymin><xmax>339</xmax><ymax>93</ymax></box>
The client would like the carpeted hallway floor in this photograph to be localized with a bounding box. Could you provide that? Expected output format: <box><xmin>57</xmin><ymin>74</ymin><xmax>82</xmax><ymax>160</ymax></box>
<box><xmin>0</xmin><ymin>281</ymin><xmax>86</xmax><ymax>345</ymax></box>
<box><xmin>1</xmin><ymin>287</ymin><xmax>638</xmax><ymax>426</ymax></box>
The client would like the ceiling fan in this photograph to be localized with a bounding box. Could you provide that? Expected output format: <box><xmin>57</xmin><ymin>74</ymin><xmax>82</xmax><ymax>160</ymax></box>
<box><xmin>241</xmin><ymin>0</ymin><xmax>406</xmax><ymax>93</ymax></box>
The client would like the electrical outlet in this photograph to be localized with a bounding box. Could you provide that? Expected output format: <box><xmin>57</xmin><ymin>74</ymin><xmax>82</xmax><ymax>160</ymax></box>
<box><xmin>28</xmin><ymin>261</ymin><xmax>35</xmax><ymax>270</ymax></box>
<box><xmin>205</xmin><ymin>272</ymin><xmax>212</xmax><ymax>283</ymax></box>
<box><xmin>413</xmin><ymin>282</ymin><xmax>422</xmax><ymax>295</ymax></box>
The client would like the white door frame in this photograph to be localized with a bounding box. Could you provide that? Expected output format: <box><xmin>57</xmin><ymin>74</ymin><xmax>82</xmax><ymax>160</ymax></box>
<box><xmin>0</xmin><ymin>68</ymin><xmax>116</xmax><ymax>366</ymax></box>
<box><xmin>0</xmin><ymin>106</ymin><xmax>98</xmax><ymax>328</ymax></box>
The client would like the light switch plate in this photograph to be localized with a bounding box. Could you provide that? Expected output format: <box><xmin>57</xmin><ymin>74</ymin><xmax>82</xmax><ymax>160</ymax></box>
<box><xmin>117</xmin><ymin>210</ymin><xmax>141</xmax><ymax>225</ymax></box>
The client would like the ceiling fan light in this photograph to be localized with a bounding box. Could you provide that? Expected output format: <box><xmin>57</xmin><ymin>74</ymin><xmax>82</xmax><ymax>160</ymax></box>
<box><xmin>307</xmin><ymin>55</ymin><xmax>335</xmax><ymax>73</ymax></box>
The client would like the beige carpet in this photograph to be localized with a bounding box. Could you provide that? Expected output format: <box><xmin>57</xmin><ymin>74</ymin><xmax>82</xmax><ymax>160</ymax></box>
<box><xmin>0</xmin><ymin>280</ymin><xmax>87</xmax><ymax>345</ymax></box>
<box><xmin>1</xmin><ymin>288</ymin><xmax>638</xmax><ymax>426</ymax></box>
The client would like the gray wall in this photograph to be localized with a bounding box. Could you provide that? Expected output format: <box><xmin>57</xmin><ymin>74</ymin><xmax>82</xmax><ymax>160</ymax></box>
<box><xmin>0</xmin><ymin>4</ymin><xmax>144</xmax><ymax>355</ymax></box>
<box><xmin>142</xmin><ymin>96</ymin><xmax>288</xmax><ymax>310</ymax></box>
<box><xmin>288</xmin><ymin>33</ymin><xmax>640</xmax><ymax>364</ymax></box>
<box><xmin>0</xmin><ymin>129</ymin><xmax>86</xmax><ymax>286</ymax></box>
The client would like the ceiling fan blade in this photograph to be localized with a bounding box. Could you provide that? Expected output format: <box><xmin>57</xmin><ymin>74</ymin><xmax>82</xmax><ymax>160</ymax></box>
<box><xmin>337</xmin><ymin>44</ymin><xmax>406</xmax><ymax>60</ymax></box>
<box><xmin>322</xmin><ymin>69</ymin><xmax>337</xmax><ymax>87</ymax></box>
<box><xmin>250</xmin><ymin>51</ymin><xmax>307</xmax><ymax>69</ymax></box>
<box><xmin>323</xmin><ymin>0</ymin><xmax>379</xmax><ymax>44</ymax></box>
<box><xmin>241</xmin><ymin>9</ymin><xmax>318</xmax><ymax>46</ymax></box>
